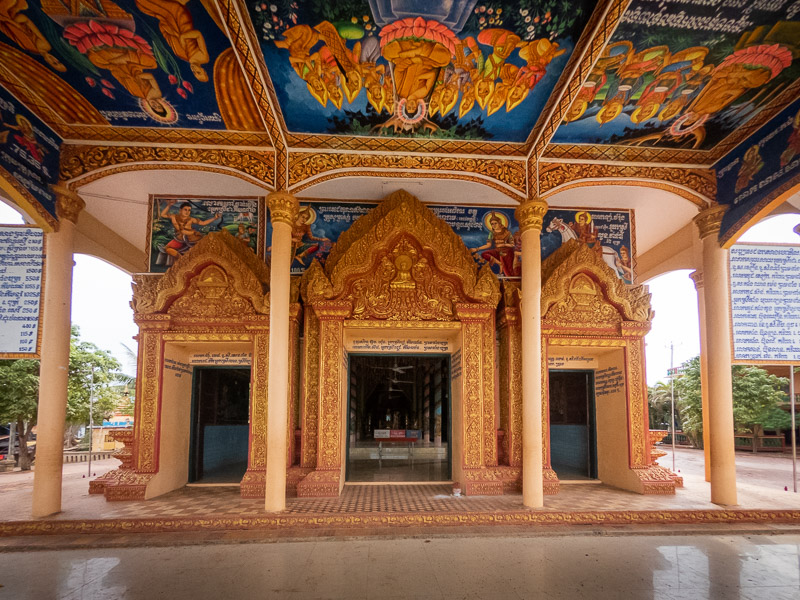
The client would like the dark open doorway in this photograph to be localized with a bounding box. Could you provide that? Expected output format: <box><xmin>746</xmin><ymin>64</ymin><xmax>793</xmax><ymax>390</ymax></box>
<box><xmin>548</xmin><ymin>369</ymin><xmax>597</xmax><ymax>480</ymax></box>
<box><xmin>347</xmin><ymin>354</ymin><xmax>451</xmax><ymax>482</ymax></box>
<box><xmin>189</xmin><ymin>367</ymin><xmax>250</xmax><ymax>484</ymax></box>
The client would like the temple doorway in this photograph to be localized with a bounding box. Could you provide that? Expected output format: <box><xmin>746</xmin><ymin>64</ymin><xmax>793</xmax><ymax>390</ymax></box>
<box><xmin>189</xmin><ymin>367</ymin><xmax>251</xmax><ymax>484</ymax></box>
<box><xmin>548</xmin><ymin>369</ymin><xmax>598</xmax><ymax>480</ymax></box>
<box><xmin>346</xmin><ymin>354</ymin><xmax>451</xmax><ymax>482</ymax></box>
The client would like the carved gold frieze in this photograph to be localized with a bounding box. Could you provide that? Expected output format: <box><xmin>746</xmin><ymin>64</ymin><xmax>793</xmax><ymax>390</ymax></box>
<box><xmin>59</xmin><ymin>144</ymin><xmax>275</xmax><ymax>188</ymax></box>
<box><xmin>539</xmin><ymin>162</ymin><xmax>715</xmax><ymax>206</ymax></box>
<box><xmin>52</xmin><ymin>185</ymin><xmax>85</xmax><ymax>224</ymax></box>
<box><xmin>694</xmin><ymin>205</ymin><xmax>726</xmax><ymax>239</ymax></box>
<box><xmin>542</xmin><ymin>240</ymin><xmax>653</xmax><ymax>326</ymax></box>
<box><xmin>287</xmin><ymin>152</ymin><xmax>527</xmax><ymax>196</ymax></box>
<box><xmin>132</xmin><ymin>231</ymin><xmax>270</xmax><ymax>316</ymax></box>
<box><xmin>267</xmin><ymin>191</ymin><xmax>299</xmax><ymax>226</ymax></box>
<box><xmin>516</xmin><ymin>198</ymin><xmax>549</xmax><ymax>233</ymax></box>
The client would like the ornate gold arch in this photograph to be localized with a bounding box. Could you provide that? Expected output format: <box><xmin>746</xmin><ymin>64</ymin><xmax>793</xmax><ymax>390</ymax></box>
<box><xmin>540</xmin><ymin>240</ymin><xmax>677</xmax><ymax>494</ymax></box>
<box><xmin>539</xmin><ymin>162</ymin><xmax>715</xmax><ymax>207</ymax></box>
<box><xmin>93</xmin><ymin>230</ymin><xmax>273</xmax><ymax>501</ymax></box>
<box><xmin>59</xmin><ymin>144</ymin><xmax>276</xmax><ymax>190</ymax></box>
<box><xmin>297</xmin><ymin>190</ymin><xmax>503</xmax><ymax>497</ymax></box>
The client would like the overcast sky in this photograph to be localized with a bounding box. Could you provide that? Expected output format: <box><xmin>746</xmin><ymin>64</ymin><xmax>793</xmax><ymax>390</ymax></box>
<box><xmin>0</xmin><ymin>202</ymin><xmax>798</xmax><ymax>383</ymax></box>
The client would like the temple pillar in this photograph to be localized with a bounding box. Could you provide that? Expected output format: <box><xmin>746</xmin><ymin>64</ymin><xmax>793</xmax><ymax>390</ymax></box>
<box><xmin>264</xmin><ymin>191</ymin><xmax>298</xmax><ymax>512</ymax></box>
<box><xmin>32</xmin><ymin>187</ymin><xmax>84</xmax><ymax>517</ymax></box>
<box><xmin>694</xmin><ymin>206</ymin><xmax>737</xmax><ymax>506</ymax></box>
<box><xmin>690</xmin><ymin>270</ymin><xmax>712</xmax><ymax>482</ymax></box>
<box><xmin>240</xmin><ymin>327</ymin><xmax>269</xmax><ymax>498</ymax></box>
<box><xmin>516</xmin><ymin>197</ymin><xmax>548</xmax><ymax>508</ymax></box>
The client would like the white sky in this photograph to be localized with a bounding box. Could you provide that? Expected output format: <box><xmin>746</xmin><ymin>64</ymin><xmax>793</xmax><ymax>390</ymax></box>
<box><xmin>0</xmin><ymin>201</ymin><xmax>798</xmax><ymax>384</ymax></box>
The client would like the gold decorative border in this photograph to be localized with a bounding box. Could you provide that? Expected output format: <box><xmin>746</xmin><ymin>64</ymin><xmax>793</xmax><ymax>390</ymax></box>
<box><xmin>539</xmin><ymin>162</ymin><xmax>715</xmax><ymax>206</ymax></box>
<box><xmin>59</xmin><ymin>145</ymin><xmax>275</xmax><ymax>189</ymax></box>
<box><xmin>286</xmin><ymin>133</ymin><xmax>527</xmax><ymax>157</ymax></box>
<box><xmin>542</xmin><ymin>144</ymin><xmax>711</xmax><ymax>165</ymax></box>
<box><xmin>528</xmin><ymin>0</ymin><xmax>629</xmax><ymax>156</ymax></box>
<box><xmin>287</xmin><ymin>152</ymin><xmax>527</xmax><ymax>199</ymax></box>
<box><xmin>3</xmin><ymin>508</ymin><xmax>800</xmax><ymax>537</ymax></box>
<box><xmin>62</xmin><ymin>127</ymin><xmax>272</xmax><ymax>147</ymax></box>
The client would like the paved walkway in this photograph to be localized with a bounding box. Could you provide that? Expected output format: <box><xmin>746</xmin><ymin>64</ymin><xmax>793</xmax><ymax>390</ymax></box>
<box><xmin>2</xmin><ymin>532</ymin><xmax>800</xmax><ymax>599</ymax></box>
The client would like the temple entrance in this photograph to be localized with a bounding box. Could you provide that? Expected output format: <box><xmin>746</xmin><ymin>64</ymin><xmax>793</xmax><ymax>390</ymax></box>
<box><xmin>548</xmin><ymin>369</ymin><xmax>597</xmax><ymax>481</ymax></box>
<box><xmin>346</xmin><ymin>354</ymin><xmax>451</xmax><ymax>482</ymax></box>
<box><xmin>189</xmin><ymin>367</ymin><xmax>251</xmax><ymax>484</ymax></box>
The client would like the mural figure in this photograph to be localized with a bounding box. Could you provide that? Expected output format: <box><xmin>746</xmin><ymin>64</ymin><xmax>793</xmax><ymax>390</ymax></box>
<box><xmin>1</xmin><ymin>115</ymin><xmax>45</xmax><ymax>161</ymax></box>
<box><xmin>546</xmin><ymin>214</ymin><xmax>623</xmax><ymax>277</ymax></box>
<box><xmin>291</xmin><ymin>206</ymin><xmax>329</xmax><ymax>266</ymax></box>
<box><xmin>780</xmin><ymin>108</ymin><xmax>800</xmax><ymax>167</ymax></box>
<box><xmin>134</xmin><ymin>0</ymin><xmax>210</xmax><ymax>81</ymax></box>
<box><xmin>0</xmin><ymin>0</ymin><xmax>65</xmax><ymax>70</ymax></box>
<box><xmin>735</xmin><ymin>145</ymin><xmax>764</xmax><ymax>193</ymax></box>
<box><xmin>471</xmin><ymin>211</ymin><xmax>518</xmax><ymax>277</ymax></box>
<box><xmin>156</xmin><ymin>199</ymin><xmax>221</xmax><ymax>264</ymax></box>
<box><xmin>261</xmin><ymin>0</ymin><xmax>578</xmax><ymax>139</ymax></box>
<box><xmin>615</xmin><ymin>245</ymin><xmax>633</xmax><ymax>284</ymax></box>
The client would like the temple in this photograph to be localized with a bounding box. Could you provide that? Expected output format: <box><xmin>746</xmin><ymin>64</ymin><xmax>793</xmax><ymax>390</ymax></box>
<box><xmin>0</xmin><ymin>0</ymin><xmax>796</xmax><ymax>516</ymax></box>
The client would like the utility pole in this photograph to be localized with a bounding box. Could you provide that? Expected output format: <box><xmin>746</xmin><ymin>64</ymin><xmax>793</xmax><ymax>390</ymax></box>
<box><xmin>87</xmin><ymin>368</ymin><xmax>95</xmax><ymax>478</ymax></box>
<box><xmin>669</xmin><ymin>342</ymin><xmax>676</xmax><ymax>473</ymax></box>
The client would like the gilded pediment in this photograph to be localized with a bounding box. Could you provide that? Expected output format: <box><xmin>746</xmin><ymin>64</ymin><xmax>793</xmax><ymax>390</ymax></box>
<box><xmin>301</xmin><ymin>190</ymin><xmax>500</xmax><ymax>317</ymax></box>
<box><xmin>541</xmin><ymin>240</ymin><xmax>652</xmax><ymax>325</ymax></box>
<box><xmin>132</xmin><ymin>230</ymin><xmax>271</xmax><ymax>316</ymax></box>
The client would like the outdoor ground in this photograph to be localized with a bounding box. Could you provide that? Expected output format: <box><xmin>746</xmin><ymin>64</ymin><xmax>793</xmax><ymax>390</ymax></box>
<box><xmin>1</xmin><ymin>448</ymin><xmax>800</xmax><ymax>599</ymax></box>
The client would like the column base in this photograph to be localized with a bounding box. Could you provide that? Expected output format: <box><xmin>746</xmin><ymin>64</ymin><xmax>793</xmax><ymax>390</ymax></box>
<box><xmin>461</xmin><ymin>468</ymin><xmax>504</xmax><ymax>496</ymax></box>
<box><xmin>543</xmin><ymin>467</ymin><xmax>560</xmax><ymax>495</ymax></box>
<box><xmin>296</xmin><ymin>470</ymin><xmax>342</xmax><ymax>497</ymax></box>
<box><xmin>92</xmin><ymin>471</ymin><xmax>153</xmax><ymax>501</ymax></box>
<box><xmin>240</xmin><ymin>469</ymin><xmax>265</xmax><ymax>498</ymax></box>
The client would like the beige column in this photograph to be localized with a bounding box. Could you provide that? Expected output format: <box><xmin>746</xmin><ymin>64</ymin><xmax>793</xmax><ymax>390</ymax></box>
<box><xmin>690</xmin><ymin>270</ymin><xmax>711</xmax><ymax>482</ymax></box>
<box><xmin>694</xmin><ymin>206</ymin><xmax>737</xmax><ymax>505</ymax></box>
<box><xmin>264</xmin><ymin>191</ymin><xmax>298</xmax><ymax>512</ymax></box>
<box><xmin>32</xmin><ymin>187</ymin><xmax>84</xmax><ymax>517</ymax></box>
<box><xmin>516</xmin><ymin>197</ymin><xmax>548</xmax><ymax>508</ymax></box>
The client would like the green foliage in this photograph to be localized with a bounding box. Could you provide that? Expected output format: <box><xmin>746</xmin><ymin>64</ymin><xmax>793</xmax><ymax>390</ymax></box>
<box><xmin>647</xmin><ymin>380</ymin><xmax>672</xmax><ymax>429</ymax></box>
<box><xmin>0</xmin><ymin>359</ymin><xmax>40</xmax><ymax>425</ymax></box>
<box><xmin>672</xmin><ymin>356</ymin><xmax>792</xmax><ymax>446</ymax></box>
<box><xmin>66</xmin><ymin>325</ymin><xmax>124</xmax><ymax>426</ymax></box>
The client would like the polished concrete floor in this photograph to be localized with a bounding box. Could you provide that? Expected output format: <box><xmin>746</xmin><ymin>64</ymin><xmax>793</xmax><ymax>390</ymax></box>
<box><xmin>1</xmin><ymin>533</ymin><xmax>799</xmax><ymax>599</ymax></box>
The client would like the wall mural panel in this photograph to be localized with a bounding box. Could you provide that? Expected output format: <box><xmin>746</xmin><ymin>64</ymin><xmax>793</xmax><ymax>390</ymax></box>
<box><xmin>249</xmin><ymin>0</ymin><xmax>595</xmax><ymax>142</ymax></box>
<box><xmin>0</xmin><ymin>85</ymin><xmax>59</xmax><ymax>219</ymax></box>
<box><xmin>148</xmin><ymin>195</ymin><xmax>262</xmax><ymax>272</ymax></box>
<box><xmin>267</xmin><ymin>201</ymin><xmax>635</xmax><ymax>283</ymax></box>
<box><xmin>0</xmin><ymin>0</ymin><xmax>250</xmax><ymax>130</ymax></box>
<box><xmin>552</xmin><ymin>0</ymin><xmax>800</xmax><ymax>151</ymax></box>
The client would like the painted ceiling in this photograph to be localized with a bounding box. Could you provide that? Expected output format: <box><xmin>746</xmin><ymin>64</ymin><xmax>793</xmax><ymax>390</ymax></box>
<box><xmin>551</xmin><ymin>0</ymin><xmax>800</xmax><ymax>151</ymax></box>
<box><xmin>250</xmin><ymin>0</ymin><xmax>594</xmax><ymax>142</ymax></box>
<box><xmin>0</xmin><ymin>0</ymin><xmax>796</xmax><ymax>160</ymax></box>
<box><xmin>0</xmin><ymin>0</ymin><xmax>253</xmax><ymax>131</ymax></box>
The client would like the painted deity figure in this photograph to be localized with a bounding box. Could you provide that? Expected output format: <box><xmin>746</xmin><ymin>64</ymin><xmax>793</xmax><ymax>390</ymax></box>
<box><xmin>135</xmin><ymin>0</ymin><xmax>210</xmax><ymax>81</ymax></box>
<box><xmin>569</xmin><ymin>211</ymin><xmax>600</xmax><ymax>253</ymax></box>
<box><xmin>735</xmin><ymin>145</ymin><xmax>764</xmax><ymax>193</ymax></box>
<box><xmin>471</xmin><ymin>212</ymin><xmax>518</xmax><ymax>277</ymax></box>
<box><xmin>158</xmin><ymin>199</ymin><xmax>221</xmax><ymax>261</ymax></box>
<box><xmin>0</xmin><ymin>0</ymin><xmax>65</xmax><ymax>71</ymax></box>
<box><xmin>615</xmin><ymin>246</ymin><xmax>633</xmax><ymax>284</ymax></box>
<box><xmin>780</xmin><ymin>108</ymin><xmax>800</xmax><ymax>168</ymax></box>
<box><xmin>291</xmin><ymin>207</ymin><xmax>329</xmax><ymax>266</ymax></box>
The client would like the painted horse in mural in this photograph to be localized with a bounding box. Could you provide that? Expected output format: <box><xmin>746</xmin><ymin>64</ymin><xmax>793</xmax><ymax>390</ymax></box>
<box><xmin>545</xmin><ymin>217</ymin><xmax>625</xmax><ymax>279</ymax></box>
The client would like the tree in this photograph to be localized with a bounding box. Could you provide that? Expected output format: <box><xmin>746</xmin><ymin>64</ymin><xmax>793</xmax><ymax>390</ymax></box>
<box><xmin>65</xmin><ymin>325</ymin><xmax>124</xmax><ymax>446</ymax></box>
<box><xmin>674</xmin><ymin>356</ymin><xmax>790</xmax><ymax>448</ymax></box>
<box><xmin>647</xmin><ymin>381</ymin><xmax>672</xmax><ymax>429</ymax></box>
<box><xmin>0</xmin><ymin>359</ymin><xmax>39</xmax><ymax>469</ymax></box>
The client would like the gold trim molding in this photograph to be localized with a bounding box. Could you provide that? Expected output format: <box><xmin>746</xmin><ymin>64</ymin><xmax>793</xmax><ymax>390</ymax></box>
<box><xmin>694</xmin><ymin>205</ymin><xmax>726</xmax><ymax>239</ymax></box>
<box><xmin>59</xmin><ymin>144</ymin><xmax>275</xmax><ymax>188</ymax></box>
<box><xmin>267</xmin><ymin>191</ymin><xmax>298</xmax><ymax>225</ymax></box>
<box><xmin>516</xmin><ymin>198</ymin><xmax>549</xmax><ymax>233</ymax></box>
<box><xmin>52</xmin><ymin>185</ymin><xmax>85</xmax><ymax>224</ymax></box>
<box><xmin>539</xmin><ymin>162</ymin><xmax>715</xmax><ymax>206</ymax></box>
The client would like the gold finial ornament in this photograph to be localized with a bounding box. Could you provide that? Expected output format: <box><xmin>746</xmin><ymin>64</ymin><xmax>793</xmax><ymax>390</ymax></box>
<box><xmin>693</xmin><ymin>205</ymin><xmax>726</xmax><ymax>239</ymax></box>
<box><xmin>516</xmin><ymin>197</ymin><xmax>549</xmax><ymax>233</ymax></box>
<box><xmin>52</xmin><ymin>184</ymin><xmax>85</xmax><ymax>224</ymax></box>
<box><xmin>268</xmin><ymin>191</ymin><xmax>299</xmax><ymax>226</ymax></box>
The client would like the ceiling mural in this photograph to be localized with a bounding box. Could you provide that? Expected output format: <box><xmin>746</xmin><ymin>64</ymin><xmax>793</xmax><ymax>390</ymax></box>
<box><xmin>0</xmin><ymin>0</ymin><xmax>258</xmax><ymax>130</ymax></box>
<box><xmin>250</xmin><ymin>0</ymin><xmax>596</xmax><ymax>142</ymax></box>
<box><xmin>551</xmin><ymin>0</ymin><xmax>800</xmax><ymax>151</ymax></box>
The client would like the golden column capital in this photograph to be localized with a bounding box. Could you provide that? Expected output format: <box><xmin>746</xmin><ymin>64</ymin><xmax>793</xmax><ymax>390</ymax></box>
<box><xmin>693</xmin><ymin>205</ymin><xmax>726</xmax><ymax>240</ymax></box>
<box><xmin>51</xmin><ymin>185</ymin><xmax>85</xmax><ymax>224</ymax></box>
<box><xmin>516</xmin><ymin>197</ymin><xmax>549</xmax><ymax>233</ymax></box>
<box><xmin>689</xmin><ymin>270</ymin><xmax>704</xmax><ymax>290</ymax></box>
<box><xmin>268</xmin><ymin>190</ymin><xmax>299</xmax><ymax>226</ymax></box>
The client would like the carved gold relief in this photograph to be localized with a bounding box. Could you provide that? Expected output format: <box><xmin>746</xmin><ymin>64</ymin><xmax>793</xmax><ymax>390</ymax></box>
<box><xmin>52</xmin><ymin>185</ymin><xmax>86</xmax><ymax>224</ymax></box>
<box><xmin>301</xmin><ymin>308</ymin><xmax>320</xmax><ymax>469</ymax></box>
<box><xmin>539</xmin><ymin>162</ymin><xmax>715</xmax><ymax>206</ymax></box>
<box><xmin>135</xmin><ymin>331</ymin><xmax>161</xmax><ymax>473</ymax></box>
<box><xmin>132</xmin><ymin>231</ymin><xmax>270</xmax><ymax>316</ymax></box>
<box><xmin>541</xmin><ymin>240</ymin><xmax>652</xmax><ymax>326</ymax></box>
<box><xmin>287</xmin><ymin>152</ymin><xmax>526</xmax><ymax>195</ymax></box>
<box><xmin>516</xmin><ymin>198</ymin><xmax>549</xmax><ymax>233</ymax></box>
<box><xmin>59</xmin><ymin>144</ymin><xmax>275</xmax><ymax>187</ymax></box>
<box><xmin>268</xmin><ymin>191</ymin><xmax>299</xmax><ymax>225</ymax></box>
<box><xmin>693</xmin><ymin>205</ymin><xmax>726</xmax><ymax>239</ymax></box>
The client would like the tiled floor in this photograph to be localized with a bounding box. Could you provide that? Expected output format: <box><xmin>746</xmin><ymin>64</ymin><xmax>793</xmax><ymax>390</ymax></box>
<box><xmin>3</xmin><ymin>533</ymin><xmax>800</xmax><ymax>599</ymax></box>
